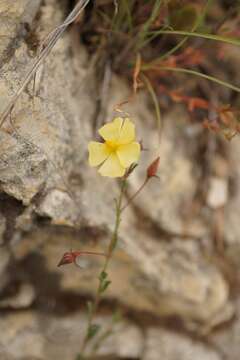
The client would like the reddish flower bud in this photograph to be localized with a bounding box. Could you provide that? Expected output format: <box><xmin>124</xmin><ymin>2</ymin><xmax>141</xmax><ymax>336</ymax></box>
<box><xmin>57</xmin><ymin>250</ymin><xmax>106</xmax><ymax>267</ymax></box>
<box><xmin>57</xmin><ymin>251</ymin><xmax>81</xmax><ymax>267</ymax></box>
<box><xmin>147</xmin><ymin>156</ymin><xmax>160</xmax><ymax>178</ymax></box>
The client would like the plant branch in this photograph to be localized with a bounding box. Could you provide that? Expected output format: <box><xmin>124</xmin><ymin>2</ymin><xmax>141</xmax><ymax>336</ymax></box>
<box><xmin>79</xmin><ymin>178</ymin><xmax>127</xmax><ymax>356</ymax></box>
<box><xmin>121</xmin><ymin>177</ymin><xmax>149</xmax><ymax>212</ymax></box>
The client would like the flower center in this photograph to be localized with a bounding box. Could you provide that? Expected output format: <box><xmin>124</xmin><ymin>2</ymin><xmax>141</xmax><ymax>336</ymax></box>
<box><xmin>106</xmin><ymin>141</ymin><xmax>119</xmax><ymax>152</ymax></box>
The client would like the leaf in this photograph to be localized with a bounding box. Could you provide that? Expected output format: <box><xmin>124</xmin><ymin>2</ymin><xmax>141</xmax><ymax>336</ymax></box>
<box><xmin>99</xmin><ymin>271</ymin><xmax>108</xmax><ymax>281</ymax></box>
<box><xmin>98</xmin><ymin>271</ymin><xmax>111</xmax><ymax>293</ymax></box>
<box><xmin>100</xmin><ymin>280</ymin><xmax>111</xmax><ymax>294</ymax></box>
<box><xmin>150</xmin><ymin>30</ymin><xmax>240</xmax><ymax>47</ymax></box>
<box><xmin>87</xmin><ymin>324</ymin><xmax>101</xmax><ymax>340</ymax></box>
<box><xmin>188</xmin><ymin>97</ymin><xmax>209</xmax><ymax>112</ymax></box>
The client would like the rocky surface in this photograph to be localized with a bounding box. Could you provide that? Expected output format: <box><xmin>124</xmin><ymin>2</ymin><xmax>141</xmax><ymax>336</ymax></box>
<box><xmin>0</xmin><ymin>311</ymin><xmax>143</xmax><ymax>359</ymax></box>
<box><xmin>0</xmin><ymin>0</ymin><xmax>240</xmax><ymax>359</ymax></box>
<box><xmin>143</xmin><ymin>328</ymin><xmax>221</xmax><ymax>360</ymax></box>
<box><xmin>0</xmin><ymin>0</ymin><xmax>41</xmax><ymax>66</ymax></box>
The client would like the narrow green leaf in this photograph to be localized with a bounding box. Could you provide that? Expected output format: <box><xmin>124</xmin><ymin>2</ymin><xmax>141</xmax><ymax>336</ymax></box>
<box><xmin>144</xmin><ymin>66</ymin><xmax>240</xmax><ymax>94</ymax></box>
<box><xmin>141</xmin><ymin>74</ymin><xmax>162</xmax><ymax>145</ymax></box>
<box><xmin>149</xmin><ymin>30</ymin><xmax>240</xmax><ymax>47</ymax></box>
<box><xmin>99</xmin><ymin>271</ymin><xmax>108</xmax><ymax>281</ymax></box>
<box><xmin>137</xmin><ymin>0</ymin><xmax>163</xmax><ymax>49</ymax></box>
<box><xmin>87</xmin><ymin>323</ymin><xmax>101</xmax><ymax>340</ymax></box>
<box><xmin>100</xmin><ymin>280</ymin><xmax>111</xmax><ymax>294</ymax></box>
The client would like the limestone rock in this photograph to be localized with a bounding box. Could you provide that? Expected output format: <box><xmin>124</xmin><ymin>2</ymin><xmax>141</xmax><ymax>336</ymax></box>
<box><xmin>0</xmin><ymin>311</ymin><xmax>143</xmax><ymax>359</ymax></box>
<box><xmin>209</xmin><ymin>299</ymin><xmax>240</xmax><ymax>360</ymax></box>
<box><xmin>224</xmin><ymin>138</ymin><xmax>240</xmax><ymax>245</ymax></box>
<box><xmin>143</xmin><ymin>328</ymin><xmax>221</xmax><ymax>360</ymax></box>
<box><xmin>0</xmin><ymin>0</ymin><xmax>41</xmax><ymax>65</ymax></box>
<box><xmin>0</xmin><ymin>130</ymin><xmax>48</xmax><ymax>204</ymax></box>
<box><xmin>0</xmin><ymin>1</ymin><xmax>238</xmax><ymax>359</ymax></box>
<box><xmin>207</xmin><ymin>177</ymin><xmax>228</xmax><ymax>209</ymax></box>
<box><xmin>0</xmin><ymin>246</ymin><xmax>10</xmax><ymax>292</ymax></box>
<box><xmin>0</xmin><ymin>283</ymin><xmax>35</xmax><ymax>309</ymax></box>
<box><xmin>0</xmin><ymin>0</ymin><xmax>94</xmax><ymax>206</ymax></box>
<box><xmin>37</xmin><ymin>189</ymin><xmax>79</xmax><ymax>226</ymax></box>
<box><xmin>11</xmin><ymin>226</ymin><xmax>232</xmax><ymax>330</ymax></box>
<box><xmin>0</xmin><ymin>0</ymin><xmax>232</xmax><ymax>332</ymax></box>
<box><xmin>0</xmin><ymin>214</ymin><xmax>6</xmax><ymax>243</ymax></box>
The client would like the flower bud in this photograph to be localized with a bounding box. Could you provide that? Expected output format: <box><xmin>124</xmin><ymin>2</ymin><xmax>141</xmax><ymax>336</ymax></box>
<box><xmin>57</xmin><ymin>250</ymin><xmax>106</xmax><ymax>267</ymax></box>
<box><xmin>57</xmin><ymin>251</ymin><xmax>81</xmax><ymax>267</ymax></box>
<box><xmin>147</xmin><ymin>156</ymin><xmax>160</xmax><ymax>178</ymax></box>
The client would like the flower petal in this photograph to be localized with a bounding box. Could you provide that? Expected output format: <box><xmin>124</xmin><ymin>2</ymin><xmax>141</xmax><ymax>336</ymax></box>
<box><xmin>98</xmin><ymin>117</ymin><xmax>123</xmax><ymax>142</ymax></box>
<box><xmin>118</xmin><ymin>118</ymin><xmax>135</xmax><ymax>145</ymax></box>
<box><xmin>117</xmin><ymin>142</ymin><xmax>140</xmax><ymax>168</ymax></box>
<box><xmin>98</xmin><ymin>153</ymin><xmax>125</xmax><ymax>177</ymax></box>
<box><xmin>88</xmin><ymin>141</ymin><xmax>111</xmax><ymax>167</ymax></box>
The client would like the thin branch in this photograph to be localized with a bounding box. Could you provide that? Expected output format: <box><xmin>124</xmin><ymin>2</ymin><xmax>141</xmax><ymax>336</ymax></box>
<box><xmin>121</xmin><ymin>178</ymin><xmax>148</xmax><ymax>212</ymax></box>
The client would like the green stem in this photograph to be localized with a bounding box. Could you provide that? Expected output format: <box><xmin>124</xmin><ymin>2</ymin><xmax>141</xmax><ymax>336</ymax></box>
<box><xmin>141</xmin><ymin>74</ymin><xmax>162</xmax><ymax>145</ymax></box>
<box><xmin>79</xmin><ymin>179</ymin><xmax>127</xmax><ymax>356</ymax></box>
<box><xmin>136</xmin><ymin>0</ymin><xmax>163</xmax><ymax>50</ymax></box>
<box><xmin>148</xmin><ymin>30</ymin><xmax>240</xmax><ymax>47</ymax></box>
<box><xmin>142</xmin><ymin>66</ymin><xmax>240</xmax><ymax>94</ymax></box>
<box><xmin>103</xmin><ymin>179</ymin><xmax>126</xmax><ymax>270</ymax></box>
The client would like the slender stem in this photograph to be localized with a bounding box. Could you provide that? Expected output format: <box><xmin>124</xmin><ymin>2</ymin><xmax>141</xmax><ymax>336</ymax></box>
<box><xmin>148</xmin><ymin>30</ymin><xmax>240</xmax><ymax>47</ymax></box>
<box><xmin>80</xmin><ymin>179</ymin><xmax>127</xmax><ymax>356</ymax></box>
<box><xmin>141</xmin><ymin>74</ymin><xmax>162</xmax><ymax>145</ymax></box>
<box><xmin>121</xmin><ymin>178</ymin><xmax>148</xmax><ymax>212</ymax></box>
<box><xmin>78</xmin><ymin>251</ymin><xmax>107</xmax><ymax>257</ymax></box>
<box><xmin>136</xmin><ymin>0</ymin><xmax>163</xmax><ymax>49</ymax></box>
<box><xmin>104</xmin><ymin>179</ymin><xmax>126</xmax><ymax>269</ymax></box>
<box><xmin>141</xmin><ymin>66</ymin><xmax>240</xmax><ymax>94</ymax></box>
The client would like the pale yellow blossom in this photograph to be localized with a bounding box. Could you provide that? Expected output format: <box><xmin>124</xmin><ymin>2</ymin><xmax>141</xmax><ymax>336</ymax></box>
<box><xmin>88</xmin><ymin>117</ymin><xmax>140</xmax><ymax>177</ymax></box>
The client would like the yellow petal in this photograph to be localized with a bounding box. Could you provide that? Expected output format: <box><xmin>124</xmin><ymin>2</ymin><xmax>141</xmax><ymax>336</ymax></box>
<box><xmin>98</xmin><ymin>117</ymin><xmax>123</xmax><ymax>142</ymax></box>
<box><xmin>117</xmin><ymin>142</ymin><xmax>140</xmax><ymax>168</ymax></box>
<box><xmin>118</xmin><ymin>118</ymin><xmax>135</xmax><ymax>145</ymax></box>
<box><xmin>98</xmin><ymin>153</ymin><xmax>125</xmax><ymax>177</ymax></box>
<box><xmin>88</xmin><ymin>141</ymin><xmax>111</xmax><ymax>167</ymax></box>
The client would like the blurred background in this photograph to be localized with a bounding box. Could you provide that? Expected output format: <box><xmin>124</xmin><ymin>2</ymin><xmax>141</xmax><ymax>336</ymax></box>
<box><xmin>0</xmin><ymin>0</ymin><xmax>240</xmax><ymax>359</ymax></box>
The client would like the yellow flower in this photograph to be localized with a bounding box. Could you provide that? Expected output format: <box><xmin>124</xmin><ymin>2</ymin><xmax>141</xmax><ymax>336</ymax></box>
<box><xmin>88</xmin><ymin>117</ymin><xmax>140</xmax><ymax>177</ymax></box>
